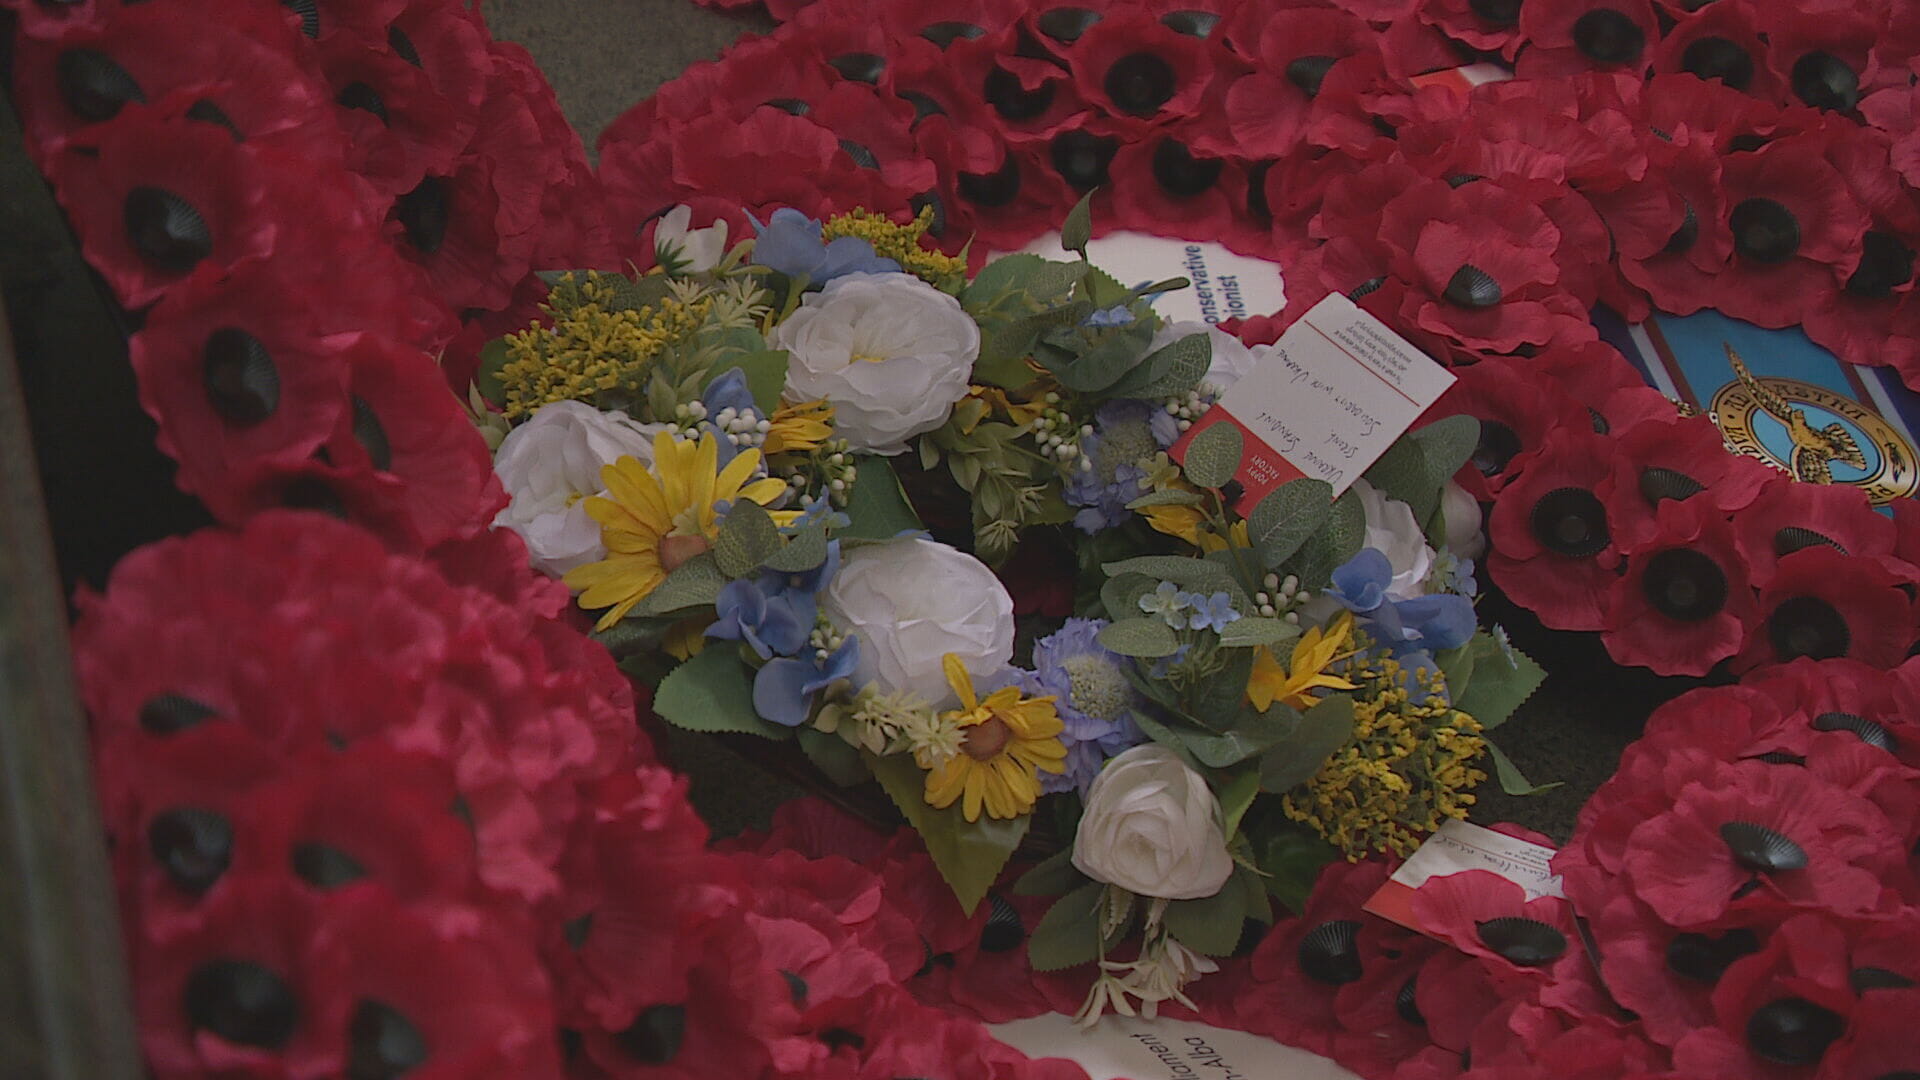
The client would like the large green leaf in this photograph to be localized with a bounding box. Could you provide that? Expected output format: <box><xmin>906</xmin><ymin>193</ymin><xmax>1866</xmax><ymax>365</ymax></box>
<box><xmin>636</xmin><ymin>553</ymin><xmax>727</xmax><ymax>616</ymax></box>
<box><xmin>1258</xmin><ymin>695</ymin><xmax>1355</xmax><ymax>793</ymax></box>
<box><xmin>1182</xmin><ymin>422</ymin><xmax>1243</xmax><ymax>489</ymax></box>
<box><xmin>1412</xmin><ymin>414</ymin><xmax>1481</xmax><ymax>484</ymax></box>
<box><xmin>1027</xmin><ymin>881</ymin><xmax>1110</xmax><ymax>972</ymax></box>
<box><xmin>1216</xmin><ymin>766</ymin><xmax>1261</xmax><ymax>840</ymax></box>
<box><xmin>868</xmin><ymin>752</ymin><xmax>1029</xmax><ymax>915</ymax></box>
<box><xmin>798</xmin><ymin>727</ymin><xmax>871</xmax><ymax>787</ymax></box>
<box><xmin>1246</xmin><ymin>479</ymin><xmax>1333</xmax><ymax>570</ymax></box>
<box><xmin>474</xmin><ymin>337</ymin><xmax>512</xmax><ymax>407</ymax></box>
<box><xmin>1101</xmin><ymin>556</ymin><xmax>1243</xmax><ymax>603</ymax></box>
<box><xmin>1163</xmin><ymin>872</ymin><xmax>1250</xmax><ymax>957</ymax></box>
<box><xmin>1485</xmin><ymin>738</ymin><xmax>1563</xmax><ymax>796</ymax></box>
<box><xmin>1453</xmin><ymin>635</ymin><xmax>1546</xmax><ymax>732</ymax></box>
<box><xmin>1097</xmin><ymin>617</ymin><xmax>1182</xmax><ymax>659</ymax></box>
<box><xmin>1046</xmin><ymin>320</ymin><xmax>1156</xmax><ymax>393</ymax></box>
<box><xmin>840</xmin><ymin>456</ymin><xmax>924</xmax><ymax>541</ymax></box>
<box><xmin>653</xmin><ymin>648</ymin><xmax>793</xmax><ymax>739</ymax></box>
<box><xmin>1110</xmin><ymin>332</ymin><xmax>1211</xmax><ymax>400</ymax></box>
<box><xmin>1013</xmin><ymin>847</ymin><xmax>1087</xmax><ymax>897</ymax></box>
<box><xmin>1099</xmin><ymin>572</ymin><xmax>1160</xmax><ymax>625</ymax></box>
<box><xmin>1287</xmin><ymin>487</ymin><xmax>1365</xmax><ymax>590</ymax></box>
<box><xmin>714</xmin><ymin>499</ymin><xmax>783</xmax><ymax>578</ymax></box>
<box><xmin>1254</xmin><ymin>826</ymin><xmax>1342</xmax><ymax>915</ymax></box>
<box><xmin>962</xmin><ymin>253</ymin><xmax>1084</xmax><ymax>310</ymax></box>
<box><xmin>762</xmin><ymin>521</ymin><xmax>830</xmax><ymax>573</ymax></box>
<box><xmin>1218</xmin><ymin>617</ymin><xmax>1300</xmax><ymax>650</ymax></box>
<box><xmin>1061</xmin><ymin>189</ymin><xmax>1095</xmax><ymax>258</ymax></box>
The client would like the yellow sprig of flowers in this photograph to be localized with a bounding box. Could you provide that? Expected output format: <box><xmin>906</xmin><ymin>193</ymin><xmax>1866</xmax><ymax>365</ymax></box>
<box><xmin>497</xmin><ymin>272</ymin><xmax>714</xmax><ymax>420</ymax></box>
<box><xmin>822</xmin><ymin>206</ymin><xmax>968</xmax><ymax>286</ymax></box>
<box><xmin>918</xmin><ymin>654</ymin><xmax>1067</xmax><ymax>822</ymax></box>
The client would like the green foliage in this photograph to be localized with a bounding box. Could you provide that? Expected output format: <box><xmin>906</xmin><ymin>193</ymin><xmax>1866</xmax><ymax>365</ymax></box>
<box><xmin>1252</xmin><ymin>826</ymin><xmax>1342</xmax><ymax>915</ymax></box>
<box><xmin>654</xmin><ymin>647</ymin><xmax>794</xmax><ymax>739</ymax></box>
<box><xmin>1013</xmin><ymin>847</ymin><xmax>1087</xmax><ymax>897</ymax></box>
<box><xmin>475</xmin><ymin>337</ymin><xmax>513</xmax><ymax>407</ymax></box>
<box><xmin>1099</xmin><ymin>571</ymin><xmax>1160</xmax><ymax>625</ymax></box>
<box><xmin>962</xmin><ymin>256</ymin><xmax>1090</xmax><ymax>389</ymax></box>
<box><xmin>1182</xmin><ymin>422</ymin><xmax>1243</xmax><ymax>489</ymax></box>
<box><xmin>1164</xmin><ymin>869</ymin><xmax>1256</xmax><ymax>957</ymax></box>
<box><xmin>703</xmin><ymin>352</ymin><xmax>789</xmax><ymax>416</ymax></box>
<box><xmin>868</xmin><ymin>753</ymin><xmax>1029</xmax><ymax>916</ymax></box>
<box><xmin>798</xmin><ymin>728</ymin><xmax>870</xmax><ymax>787</ymax></box>
<box><xmin>589</xmin><ymin>616</ymin><xmax>685</xmax><ymax>660</ymax></box>
<box><xmin>1215</xmin><ymin>766</ymin><xmax>1262</xmax><ymax>840</ymax></box>
<box><xmin>1061</xmin><ymin>190</ymin><xmax>1095</xmax><ymax>258</ymax></box>
<box><xmin>1363</xmin><ymin>415</ymin><xmax>1481</xmax><ymax>529</ymax></box>
<box><xmin>1101</xmin><ymin>555</ymin><xmax>1245</xmax><ymax>605</ymax></box>
<box><xmin>714</xmin><ymin>500</ymin><xmax>783</xmax><ymax>578</ymax></box>
<box><xmin>1129</xmin><ymin>705</ymin><xmax>1291</xmax><ymax>770</ymax></box>
<box><xmin>1097</xmin><ymin>618</ymin><xmax>1182</xmax><ymax>658</ymax></box>
<box><xmin>636</xmin><ymin>553</ymin><xmax>727</xmax><ymax>617</ymax></box>
<box><xmin>1247</xmin><ymin>479</ymin><xmax>1333</xmax><ymax>569</ymax></box>
<box><xmin>762</xmin><ymin>521</ymin><xmax>831</xmax><ymax>573</ymax></box>
<box><xmin>1287</xmin><ymin>487</ymin><xmax>1365</xmax><ymax>590</ymax></box>
<box><xmin>1027</xmin><ymin>882</ymin><xmax>1113</xmax><ymax>972</ymax></box>
<box><xmin>1218</xmin><ymin>618</ymin><xmax>1301</xmax><ymax>649</ymax></box>
<box><xmin>1126</xmin><ymin>489</ymin><xmax>1204</xmax><ymax>509</ymax></box>
<box><xmin>1486</xmin><ymin>738</ymin><xmax>1563</xmax><ymax>796</ymax></box>
<box><xmin>840</xmin><ymin>455</ymin><xmax>924</xmax><ymax>541</ymax></box>
<box><xmin>1451</xmin><ymin>634</ymin><xmax>1546</xmax><ymax>732</ymax></box>
<box><xmin>1110</xmin><ymin>333</ymin><xmax>1211</xmax><ymax>400</ymax></box>
<box><xmin>1258</xmin><ymin>695</ymin><xmax>1356</xmax><ymax>793</ymax></box>
<box><xmin>1038</xmin><ymin>319</ymin><xmax>1158</xmax><ymax>394</ymax></box>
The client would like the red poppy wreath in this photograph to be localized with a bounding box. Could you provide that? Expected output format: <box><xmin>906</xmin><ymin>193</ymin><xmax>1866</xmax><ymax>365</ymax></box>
<box><xmin>9</xmin><ymin>0</ymin><xmax>1920</xmax><ymax>1078</ymax></box>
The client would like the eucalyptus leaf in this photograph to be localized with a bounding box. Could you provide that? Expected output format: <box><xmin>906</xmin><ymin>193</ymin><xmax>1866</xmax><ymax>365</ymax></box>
<box><xmin>840</xmin><ymin>456</ymin><xmax>924</xmax><ymax>541</ymax></box>
<box><xmin>868</xmin><ymin>752</ymin><xmax>1029</xmax><ymax>915</ymax></box>
<box><xmin>1101</xmin><ymin>556</ymin><xmax>1239</xmax><ymax>600</ymax></box>
<box><xmin>1486</xmin><ymin>738</ymin><xmax>1563</xmax><ymax>796</ymax></box>
<box><xmin>1097</xmin><ymin>618</ymin><xmax>1182</xmax><ymax>659</ymax></box>
<box><xmin>1184</xmin><ymin>649</ymin><xmax>1255</xmax><ymax>736</ymax></box>
<box><xmin>1218</xmin><ymin>618</ymin><xmax>1301</xmax><ymax>649</ymax></box>
<box><xmin>1287</xmin><ymin>487</ymin><xmax>1365</xmax><ymax>590</ymax></box>
<box><xmin>1047</xmin><ymin>320</ymin><xmax>1156</xmax><ymax>393</ymax></box>
<box><xmin>1125</xmin><ymin>489</ymin><xmax>1204</xmax><ymax>509</ymax></box>
<box><xmin>1100</xmin><ymin>572</ymin><xmax>1160</xmax><ymax>626</ymax></box>
<box><xmin>1110</xmin><ymin>332</ymin><xmax>1211</xmax><ymax>400</ymax></box>
<box><xmin>636</xmin><ymin>553</ymin><xmax>727</xmax><ymax>616</ymax></box>
<box><xmin>1411</xmin><ymin>414</ymin><xmax>1481</xmax><ymax>484</ymax></box>
<box><xmin>1061</xmin><ymin>189</ymin><xmax>1095</xmax><ymax>258</ymax></box>
<box><xmin>1363</xmin><ymin>437</ymin><xmax>1438</xmax><ymax>525</ymax></box>
<box><xmin>1182</xmin><ymin>422</ymin><xmax>1243</xmax><ymax>490</ymax></box>
<box><xmin>1247</xmin><ymin>479</ymin><xmax>1333</xmax><ymax>570</ymax></box>
<box><xmin>1126</xmin><ymin>708</ymin><xmax>1204</xmax><ymax>771</ymax></box>
<box><xmin>705</xmin><ymin>353</ymin><xmax>789</xmax><ymax>416</ymax></box>
<box><xmin>762</xmin><ymin>521</ymin><xmax>830</xmax><ymax>573</ymax></box>
<box><xmin>714</xmin><ymin>500</ymin><xmax>783</xmax><ymax>578</ymax></box>
<box><xmin>654</xmin><ymin>648</ymin><xmax>794</xmax><ymax>739</ymax></box>
<box><xmin>1258</xmin><ymin>694</ymin><xmax>1355</xmax><ymax>793</ymax></box>
<box><xmin>1027</xmin><ymin>882</ymin><xmax>1109</xmax><ymax>972</ymax></box>
<box><xmin>1013</xmin><ymin>847</ymin><xmax>1087</xmax><ymax>897</ymax></box>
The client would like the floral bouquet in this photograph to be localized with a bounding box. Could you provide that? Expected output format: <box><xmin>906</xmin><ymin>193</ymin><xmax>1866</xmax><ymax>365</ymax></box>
<box><xmin>479</xmin><ymin>195</ymin><xmax>1548</xmax><ymax>1017</ymax></box>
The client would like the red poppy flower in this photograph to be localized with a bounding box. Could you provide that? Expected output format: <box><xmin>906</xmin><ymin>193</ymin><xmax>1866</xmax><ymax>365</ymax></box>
<box><xmin>1761</xmin><ymin>7</ymin><xmax>1889</xmax><ymax>115</ymax></box>
<box><xmin>1420</xmin><ymin>357</ymin><xmax>1583</xmax><ymax>502</ymax></box>
<box><xmin>1321</xmin><ymin>933</ymin><xmax>1446</xmax><ymax>1078</ymax></box>
<box><xmin>1865</xmin><ymin>81</ymin><xmax>1920</xmax><ymax>190</ymax></box>
<box><xmin>43</xmin><ymin>105</ymin><xmax>281</xmax><ymax>309</ymax></box>
<box><xmin>1594</xmin><ymin>140</ymin><xmax>1733</xmax><ymax>315</ymax></box>
<box><xmin>1580</xmin><ymin>887</ymin><xmax>1771</xmax><ymax>1050</ymax></box>
<box><xmin>312</xmin><ymin>890</ymin><xmax>566</xmax><ymax>1078</ymax></box>
<box><xmin>911</xmin><ymin>888</ymin><xmax>1067</xmax><ymax>1024</ymax></box>
<box><xmin>1246</xmin><ymin>859</ymin><xmax>1419</xmax><ymax>1054</ymax></box>
<box><xmin>1601</xmin><ymin>499</ymin><xmax>1759</xmax><ymax>677</ymax></box>
<box><xmin>928</xmin><ymin>140</ymin><xmax>1079</xmax><ymax>258</ymax></box>
<box><xmin>1713</xmin><ymin>134</ymin><xmax>1872</xmax><ymax>330</ymax></box>
<box><xmin>1066</xmin><ymin>8</ymin><xmax>1219</xmax><ymax>130</ymax></box>
<box><xmin>1649</xmin><ymin>4</ymin><xmax>1783</xmax><ymax>101</ymax></box>
<box><xmin>1517</xmin><ymin>0</ymin><xmax>1659</xmax><ymax>78</ymax></box>
<box><xmin>1728</xmin><ymin>480</ymin><xmax>1901</xmax><ymax>589</ymax></box>
<box><xmin>1822</xmin><ymin>985</ymin><xmax>1920</xmax><ymax>1080</ymax></box>
<box><xmin>1414</xmin><ymin>0</ymin><xmax>1525</xmax><ymax>60</ymax></box>
<box><xmin>1620</xmin><ymin>757</ymin><xmax>1902</xmax><ymax>927</ymax></box>
<box><xmin>1600</xmin><ymin>413</ymin><xmax>1776</xmax><ymax>549</ymax></box>
<box><xmin>1</xmin><ymin>0</ymin><xmax>122</xmax><ymax>40</ymax></box>
<box><xmin>1487</xmin><ymin>428</ymin><xmax>1624</xmax><ymax>631</ymax></box>
<box><xmin>794</xmin><ymin>79</ymin><xmax>937</xmax><ymax>201</ymax></box>
<box><xmin>1223</xmin><ymin>7</ymin><xmax>1376</xmax><ymax>160</ymax></box>
<box><xmin>1732</xmin><ymin>545</ymin><xmax>1917</xmax><ymax>672</ymax></box>
<box><xmin>9</xmin><ymin>0</ymin><xmax>337</xmax><ymax>158</ymax></box>
<box><xmin>1668</xmin><ymin>913</ymin><xmax>1861</xmax><ymax>1080</ymax></box>
<box><xmin>1407</xmin><ymin>869</ymin><xmax>1612</xmax><ymax>1017</ymax></box>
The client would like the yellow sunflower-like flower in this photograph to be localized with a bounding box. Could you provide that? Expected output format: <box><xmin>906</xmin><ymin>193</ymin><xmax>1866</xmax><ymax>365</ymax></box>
<box><xmin>1142</xmin><ymin>501</ymin><xmax>1251</xmax><ymax>553</ymax></box>
<box><xmin>564</xmin><ymin>430</ymin><xmax>794</xmax><ymax>630</ymax></box>
<box><xmin>763</xmin><ymin>399</ymin><xmax>834</xmax><ymax>455</ymax></box>
<box><xmin>1247</xmin><ymin>611</ymin><xmax>1358</xmax><ymax>713</ymax></box>
<box><xmin>918</xmin><ymin>654</ymin><xmax>1067</xmax><ymax>822</ymax></box>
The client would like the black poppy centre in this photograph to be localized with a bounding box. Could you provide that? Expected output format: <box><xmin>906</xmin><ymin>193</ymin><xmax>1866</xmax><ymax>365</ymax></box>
<box><xmin>1641</xmin><ymin>548</ymin><xmax>1728</xmax><ymax>622</ymax></box>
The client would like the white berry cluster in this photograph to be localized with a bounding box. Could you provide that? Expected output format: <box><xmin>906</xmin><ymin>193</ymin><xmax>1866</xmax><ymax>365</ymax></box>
<box><xmin>1028</xmin><ymin>392</ymin><xmax>1090</xmax><ymax>468</ymax></box>
<box><xmin>1162</xmin><ymin>388</ymin><xmax>1214</xmax><ymax>433</ymax></box>
<box><xmin>808</xmin><ymin>619</ymin><xmax>849</xmax><ymax>664</ymax></box>
<box><xmin>779</xmin><ymin>437</ymin><xmax>860</xmax><ymax>506</ymax></box>
<box><xmin>711</xmin><ymin>405</ymin><xmax>770</xmax><ymax>450</ymax></box>
<box><xmin>1253</xmin><ymin>573</ymin><xmax>1312</xmax><ymax>625</ymax></box>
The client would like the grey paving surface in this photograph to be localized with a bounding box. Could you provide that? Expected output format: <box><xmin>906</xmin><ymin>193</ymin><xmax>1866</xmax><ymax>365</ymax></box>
<box><xmin>477</xmin><ymin>2</ymin><xmax>1668</xmax><ymax>844</ymax></box>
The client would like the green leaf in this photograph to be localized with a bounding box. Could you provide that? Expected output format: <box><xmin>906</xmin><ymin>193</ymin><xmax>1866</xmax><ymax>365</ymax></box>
<box><xmin>1254</xmin><ymin>827</ymin><xmax>1342</xmax><ymax>915</ymax></box>
<box><xmin>1100</xmin><ymin>572</ymin><xmax>1160</xmax><ymax>625</ymax></box>
<box><xmin>714</xmin><ymin>500</ymin><xmax>783</xmax><ymax>578</ymax></box>
<box><xmin>704</xmin><ymin>353</ymin><xmax>790</xmax><ymax>416</ymax></box>
<box><xmin>1013</xmin><ymin>847</ymin><xmax>1087</xmax><ymax>897</ymax></box>
<box><xmin>798</xmin><ymin>727</ymin><xmax>871</xmax><ymax>787</ymax></box>
<box><xmin>636</xmin><ymin>553</ymin><xmax>727</xmax><ymax>616</ymax></box>
<box><xmin>1125</xmin><ymin>708</ymin><xmax>1205</xmax><ymax>771</ymax></box>
<box><xmin>1061</xmin><ymin>189</ymin><xmax>1095</xmax><ymax>258</ymax></box>
<box><xmin>1163</xmin><ymin>873</ymin><xmax>1250</xmax><ymax>957</ymax></box>
<box><xmin>1258</xmin><ymin>695</ymin><xmax>1355</xmax><ymax>793</ymax></box>
<box><xmin>963</xmin><ymin>254</ymin><xmax>1085</xmax><ymax>311</ymax></box>
<box><xmin>1246</xmin><ymin>479</ymin><xmax>1333</xmax><ymax>570</ymax></box>
<box><xmin>1218</xmin><ymin>617</ymin><xmax>1301</xmax><ymax>649</ymax></box>
<box><xmin>1363</xmin><ymin>438</ymin><xmax>1439</xmax><ymax>525</ymax></box>
<box><xmin>1412</xmin><ymin>414</ymin><xmax>1481</xmax><ymax>483</ymax></box>
<box><xmin>1453</xmin><ymin>636</ymin><xmax>1545</xmax><ymax>732</ymax></box>
<box><xmin>1185</xmin><ymin>649</ymin><xmax>1255</xmax><ymax>734</ymax></box>
<box><xmin>1101</xmin><ymin>556</ymin><xmax>1240</xmax><ymax>600</ymax></box>
<box><xmin>1182</xmin><ymin>422</ymin><xmax>1243</xmax><ymax>489</ymax></box>
<box><xmin>840</xmin><ymin>456</ymin><xmax>923</xmax><ymax>541</ymax></box>
<box><xmin>654</xmin><ymin>648</ymin><xmax>793</xmax><ymax>738</ymax></box>
<box><xmin>1027</xmin><ymin>882</ymin><xmax>1109</xmax><ymax>972</ymax></box>
<box><xmin>1109</xmin><ymin>332</ymin><xmax>1211</xmax><ymax>400</ymax></box>
<box><xmin>1097</xmin><ymin>617</ymin><xmax>1181</xmax><ymax>659</ymax></box>
<box><xmin>474</xmin><ymin>337</ymin><xmax>512</xmax><ymax>407</ymax></box>
<box><xmin>1126</xmin><ymin>489</ymin><xmax>1204</xmax><ymax>509</ymax></box>
<box><xmin>589</xmin><ymin>616</ymin><xmax>683</xmax><ymax>659</ymax></box>
<box><xmin>1045</xmin><ymin>320</ymin><xmax>1156</xmax><ymax>394</ymax></box>
<box><xmin>1288</xmin><ymin>487</ymin><xmax>1365</xmax><ymax>590</ymax></box>
<box><xmin>1485</xmin><ymin>738</ymin><xmax>1563</xmax><ymax>796</ymax></box>
<box><xmin>762</xmin><ymin>521</ymin><xmax>830</xmax><ymax>573</ymax></box>
<box><xmin>1081</xmin><ymin>264</ymin><xmax>1130</xmax><ymax>308</ymax></box>
<box><xmin>869</xmin><ymin>753</ymin><xmax>1029</xmax><ymax>915</ymax></box>
<box><xmin>1435</xmin><ymin>643</ymin><xmax>1475</xmax><ymax>706</ymax></box>
<box><xmin>1216</xmin><ymin>766</ymin><xmax>1261</xmax><ymax>840</ymax></box>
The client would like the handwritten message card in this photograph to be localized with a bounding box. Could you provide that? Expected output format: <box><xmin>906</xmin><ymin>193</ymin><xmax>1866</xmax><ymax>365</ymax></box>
<box><xmin>1362</xmin><ymin>819</ymin><xmax>1564</xmax><ymax>935</ymax></box>
<box><xmin>989</xmin><ymin>1013</ymin><xmax>1361</xmax><ymax>1080</ymax></box>
<box><xmin>1012</xmin><ymin>231</ymin><xmax>1286</xmax><ymax>328</ymax></box>
<box><xmin>1172</xmin><ymin>294</ymin><xmax>1454</xmax><ymax>509</ymax></box>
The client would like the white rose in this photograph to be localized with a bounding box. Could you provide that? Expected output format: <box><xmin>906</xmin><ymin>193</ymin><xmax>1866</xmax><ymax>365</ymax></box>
<box><xmin>653</xmin><ymin>204</ymin><xmax>728</xmax><ymax>274</ymax></box>
<box><xmin>492</xmin><ymin>401</ymin><xmax>669</xmax><ymax>579</ymax></box>
<box><xmin>820</xmin><ymin>537</ymin><xmax>1013</xmax><ymax>709</ymax></box>
<box><xmin>1440</xmin><ymin>480</ymin><xmax>1487</xmax><ymax>561</ymax></box>
<box><xmin>1149</xmin><ymin>320</ymin><xmax>1258</xmax><ymax>392</ymax></box>
<box><xmin>1072</xmin><ymin>745</ymin><xmax>1233</xmax><ymax>901</ymax></box>
<box><xmin>1351</xmin><ymin>478</ymin><xmax>1436</xmax><ymax>601</ymax></box>
<box><xmin>772</xmin><ymin>272</ymin><xmax>977</xmax><ymax>454</ymax></box>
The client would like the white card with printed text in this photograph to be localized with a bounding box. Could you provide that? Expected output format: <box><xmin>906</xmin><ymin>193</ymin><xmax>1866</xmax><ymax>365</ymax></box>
<box><xmin>990</xmin><ymin>1013</ymin><xmax>1362</xmax><ymax>1080</ymax></box>
<box><xmin>1011</xmin><ymin>231</ymin><xmax>1287</xmax><ymax>328</ymax></box>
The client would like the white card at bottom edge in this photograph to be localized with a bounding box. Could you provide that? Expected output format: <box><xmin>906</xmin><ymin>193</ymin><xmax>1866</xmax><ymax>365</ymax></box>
<box><xmin>989</xmin><ymin>1013</ymin><xmax>1362</xmax><ymax>1080</ymax></box>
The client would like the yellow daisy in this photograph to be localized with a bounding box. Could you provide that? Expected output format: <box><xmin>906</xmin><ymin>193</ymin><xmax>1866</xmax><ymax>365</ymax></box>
<box><xmin>918</xmin><ymin>654</ymin><xmax>1067</xmax><ymax>822</ymax></box>
<box><xmin>763</xmin><ymin>399</ymin><xmax>834</xmax><ymax>455</ymax></box>
<box><xmin>1247</xmin><ymin>611</ymin><xmax>1359</xmax><ymax>713</ymax></box>
<box><xmin>564</xmin><ymin>430</ymin><xmax>793</xmax><ymax>630</ymax></box>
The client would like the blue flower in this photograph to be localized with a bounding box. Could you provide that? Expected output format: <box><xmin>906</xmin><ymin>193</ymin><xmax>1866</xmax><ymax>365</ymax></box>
<box><xmin>1327</xmin><ymin>548</ymin><xmax>1392</xmax><ymax>615</ymax></box>
<box><xmin>1138</xmin><ymin>581</ymin><xmax>1191</xmax><ymax>628</ymax></box>
<box><xmin>750</xmin><ymin>209</ymin><xmax>900</xmax><ymax>284</ymax></box>
<box><xmin>752</xmin><ymin>636</ymin><xmax>860</xmax><ymax>728</ymax></box>
<box><xmin>1064</xmin><ymin>400</ymin><xmax>1167</xmax><ymax>533</ymax></box>
<box><xmin>699</xmin><ymin>367</ymin><xmax>763</xmax><ymax>468</ymax></box>
<box><xmin>1368</xmin><ymin>593</ymin><xmax>1476</xmax><ymax>656</ymax></box>
<box><xmin>1182</xmin><ymin>590</ymin><xmax>1241</xmax><ymax>632</ymax></box>
<box><xmin>1429</xmin><ymin>549</ymin><xmax>1478</xmax><ymax>597</ymax></box>
<box><xmin>707</xmin><ymin>578</ymin><xmax>810</xmax><ymax>659</ymax></box>
<box><xmin>1031</xmin><ymin>619</ymin><xmax>1147</xmax><ymax>795</ymax></box>
<box><xmin>790</xmin><ymin>493</ymin><xmax>850</xmax><ymax>532</ymax></box>
<box><xmin>1083</xmin><ymin>304</ymin><xmax>1135</xmax><ymax>328</ymax></box>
